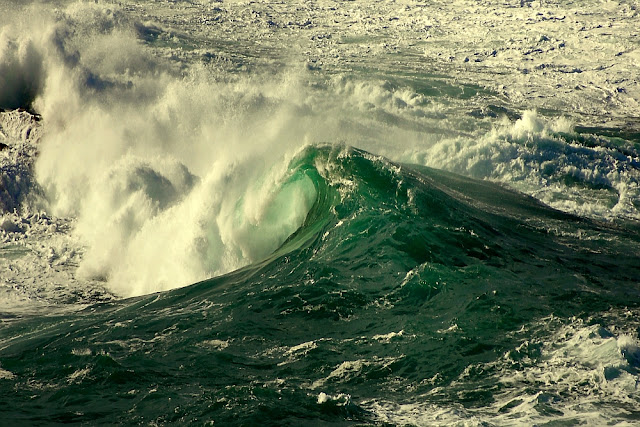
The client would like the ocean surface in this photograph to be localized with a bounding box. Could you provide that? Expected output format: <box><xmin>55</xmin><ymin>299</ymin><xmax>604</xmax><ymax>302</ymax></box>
<box><xmin>1</xmin><ymin>0</ymin><xmax>640</xmax><ymax>425</ymax></box>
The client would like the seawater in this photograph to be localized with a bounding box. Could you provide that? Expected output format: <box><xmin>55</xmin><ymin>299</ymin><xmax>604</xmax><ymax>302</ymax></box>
<box><xmin>3</xmin><ymin>146</ymin><xmax>640</xmax><ymax>424</ymax></box>
<box><xmin>1</xmin><ymin>1</ymin><xmax>640</xmax><ymax>425</ymax></box>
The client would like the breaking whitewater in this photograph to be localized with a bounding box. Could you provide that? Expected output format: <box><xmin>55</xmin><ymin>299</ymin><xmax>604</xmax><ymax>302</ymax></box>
<box><xmin>2</xmin><ymin>0</ymin><xmax>640</xmax><ymax>425</ymax></box>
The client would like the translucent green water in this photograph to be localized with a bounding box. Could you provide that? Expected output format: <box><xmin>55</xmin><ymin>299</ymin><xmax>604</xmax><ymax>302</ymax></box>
<box><xmin>2</xmin><ymin>146</ymin><xmax>639</xmax><ymax>424</ymax></box>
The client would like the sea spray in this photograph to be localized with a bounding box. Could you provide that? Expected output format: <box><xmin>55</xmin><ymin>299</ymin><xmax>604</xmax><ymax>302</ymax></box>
<box><xmin>3</xmin><ymin>145</ymin><xmax>640</xmax><ymax>424</ymax></box>
<box><xmin>0</xmin><ymin>2</ymin><xmax>320</xmax><ymax>295</ymax></box>
<box><xmin>16</xmin><ymin>1</ymin><xmax>444</xmax><ymax>296</ymax></box>
<box><xmin>3</xmin><ymin>0</ymin><xmax>640</xmax><ymax>299</ymax></box>
<box><xmin>2</xmin><ymin>0</ymin><xmax>640</xmax><ymax>424</ymax></box>
<box><xmin>409</xmin><ymin>111</ymin><xmax>640</xmax><ymax>220</ymax></box>
<box><xmin>0</xmin><ymin>31</ymin><xmax>44</xmax><ymax>111</ymax></box>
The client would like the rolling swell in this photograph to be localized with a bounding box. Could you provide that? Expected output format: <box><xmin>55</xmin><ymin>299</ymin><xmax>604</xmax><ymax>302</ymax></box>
<box><xmin>2</xmin><ymin>146</ymin><xmax>640</xmax><ymax>424</ymax></box>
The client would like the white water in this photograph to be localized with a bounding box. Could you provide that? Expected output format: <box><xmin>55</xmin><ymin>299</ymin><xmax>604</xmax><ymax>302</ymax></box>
<box><xmin>1</xmin><ymin>0</ymin><xmax>639</xmax><ymax>299</ymax></box>
<box><xmin>1</xmin><ymin>3</ymin><xmax>325</xmax><ymax>297</ymax></box>
<box><xmin>1</xmin><ymin>0</ymin><xmax>640</xmax><ymax>424</ymax></box>
<box><xmin>362</xmin><ymin>311</ymin><xmax>640</xmax><ymax>426</ymax></box>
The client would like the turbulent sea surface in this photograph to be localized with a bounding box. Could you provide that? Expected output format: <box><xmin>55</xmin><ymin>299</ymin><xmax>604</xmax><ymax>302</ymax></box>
<box><xmin>1</xmin><ymin>0</ymin><xmax>640</xmax><ymax>425</ymax></box>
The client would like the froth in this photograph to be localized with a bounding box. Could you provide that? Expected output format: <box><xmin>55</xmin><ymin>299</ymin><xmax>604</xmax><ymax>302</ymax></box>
<box><xmin>362</xmin><ymin>313</ymin><xmax>640</xmax><ymax>426</ymax></box>
<box><xmin>7</xmin><ymin>2</ymin><xmax>319</xmax><ymax>296</ymax></box>
<box><xmin>412</xmin><ymin>111</ymin><xmax>640</xmax><ymax>220</ymax></box>
<box><xmin>5</xmin><ymin>0</ymin><xmax>639</xmax><ymax>297</ymax></box>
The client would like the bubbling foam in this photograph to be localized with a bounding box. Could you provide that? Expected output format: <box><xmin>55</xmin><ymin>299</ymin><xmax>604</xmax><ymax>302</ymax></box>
<box><xmin>5</xmin><ymin>0</ymin><xmax>639</xmax><ymax>296</ymax></box>
<box><xmin>6</xmin><ymin>2</ymin><xmax>321</xmax><ymax>296</ymax></box>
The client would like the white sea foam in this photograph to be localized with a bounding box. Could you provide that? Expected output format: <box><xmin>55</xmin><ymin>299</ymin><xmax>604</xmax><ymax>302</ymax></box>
<box><xmin>0</xmin><ymin>2</ymin><xmax>325</xmax><ymax>296</ymax></box>
<box><xmin>67</xmin><ymin>367</ymin><xmax>91</xmax><ymax>384</ymax></box>
<box><xmin>410</xmin><ymin>111</ymin><xmax>640</xmax><ymax>220</ymax></box>
<box><xmin>0</xmin><ymin>366</ymin><xmax>15</xmax><ymax>380</ymax></box>
<box><xmin>1</xmin><ymin>0</ymin><xmax>639</xmax><ymax>300</ymax></box>
<box><xmin>362</xmin><ymin>313</ymin><xmax>640</xmax><ymax>426</ymax></box>
<box><xmin>199</xmin><ymin>339</ymin><xmax>230</xmax><ymax>351</ymax></box>
<box><xmin>317</xmin><ymin>391</ymin><xmax>351</xmax><ymax>406</ymax></box>
<box><xmin>3</xmin><ymin>1</ymin><xmax>444</xmax><ymax>297</ymax></box>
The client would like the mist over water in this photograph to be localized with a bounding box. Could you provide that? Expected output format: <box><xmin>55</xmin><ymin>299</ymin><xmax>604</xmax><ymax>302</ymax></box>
<box><xmin>2</xmin><ymin>1</ymin><xmax>639</xmax><ymax>297</ymax></box>
<box><xmin>2</xmin><ymin>2</ymin><xmax>452</xmax><ymax>295</ymax></box>
<box><xmin>1</xmin><ymin>3</ymin><xmax>326</xmax><ymax>295</ymax></box>
<box><xmin>2</xmin><ymin>1</ymin><xmax>640</xmax><ymax>424</ymax></box>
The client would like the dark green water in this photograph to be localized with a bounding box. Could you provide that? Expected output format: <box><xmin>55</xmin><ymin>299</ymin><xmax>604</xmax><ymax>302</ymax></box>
<box><xmin>2</xmin><ymin>146</ymin><xmax>640</xmax><ymax>425</ymax></box>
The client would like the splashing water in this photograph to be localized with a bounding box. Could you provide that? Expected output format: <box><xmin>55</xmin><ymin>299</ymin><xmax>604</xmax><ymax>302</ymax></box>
<box><xmin>1</xmin><ymin>1</ymin><xmax>640</xmax><ymax>425</ymax></box>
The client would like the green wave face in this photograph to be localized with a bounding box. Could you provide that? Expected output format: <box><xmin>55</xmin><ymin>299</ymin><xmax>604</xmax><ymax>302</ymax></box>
<box><xmin>2</xmin><ymin>146</ymin><xmax>640</xmax><ymax>424</ymax></box>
